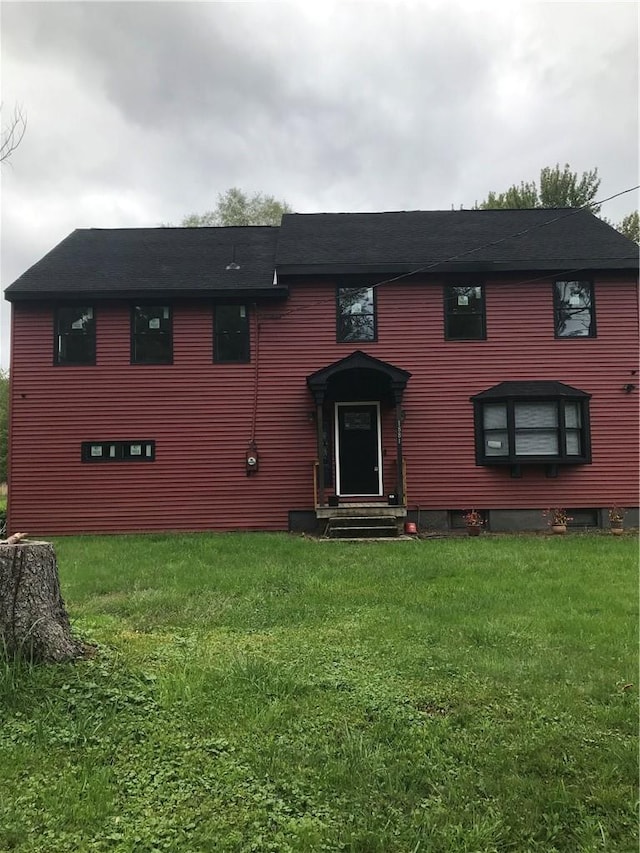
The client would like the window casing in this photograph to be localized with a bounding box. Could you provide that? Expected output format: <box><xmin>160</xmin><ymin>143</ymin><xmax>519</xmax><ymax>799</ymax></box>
<box><xmin>337</xmin><ymin>286</ymin><xmax>376</xmax><ymax>342</ymax></box>
<box><xmin>131</xmin><ymin>306</ymin><xmax>173</xmax><ymax>364</ymax></box>
<box><xmin>214</xmin><ymin>305</ymin><xmax>250</xmax><ymax>363</ymax></box>
<box><xmin>444</xmin><ymin>284</ymin><xmax>486</xmax><ymax>340</ymax></box>
<box><xmin>54</xmin><ymin>306</ymin><xmax>95</xmax><ymax>365</ymax></box>
<box><xmin>472</xmin><ymin>384</ymin><xmax>591</xmax><ymax>469</ymax></box>
<box><xmin>81</xmin><ymin>441</ymin><xmax>155</xmax><ymax>462</ymax></box>
<box><xmin>554</xmin><ymin>281</ymin><xmax>595</xmax><ymax>338</ymax></box>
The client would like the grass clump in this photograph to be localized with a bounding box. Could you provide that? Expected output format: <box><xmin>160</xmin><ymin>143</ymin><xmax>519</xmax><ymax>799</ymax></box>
<box><xmin>0</xmin><ymin>533</ymin><xmax>637</xmax><ymax>851</ymax></box>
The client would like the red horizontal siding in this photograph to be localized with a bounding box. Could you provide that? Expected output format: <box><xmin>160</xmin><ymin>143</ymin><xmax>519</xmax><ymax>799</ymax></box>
<box><xmin>8</xmin><ymin>276</ymin><xmax>639</xmax><ymax>535</ymax></box>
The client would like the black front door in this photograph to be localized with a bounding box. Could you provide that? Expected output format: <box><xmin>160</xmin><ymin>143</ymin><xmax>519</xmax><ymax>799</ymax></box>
<box><xmin>336</xmin><ymin>403</ymin><xmax>381</xmax><ymax>495</ymax></box>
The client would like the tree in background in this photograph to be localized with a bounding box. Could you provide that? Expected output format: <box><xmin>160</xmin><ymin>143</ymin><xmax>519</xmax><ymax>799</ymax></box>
<box><xmin>615</xmin><ymin>210</ymin><xmax>639</xmax><ymax>244</ymax></box>
<box><xmin>476</xmin><ymin>163</ymin><xmax>601</xmax><ymax>212</ymax></box>
<box><xmin>476</xmin><ymin>163</ymin><xmax>638</xmax><ymax>242</ymax></box>
<box><xmin>1</xmin><ymin>104</ymin><xmax>27</xmax><ymax>164</ymax></box>
<box><xmin>0</xmin><ymin>370</ymin><xmax>8</xmax><ymax>484</ymax></box>
<box><xmin>176</xmin><ymin>187</ymin><xmax>292</xmax><ymax>227</ymax></box>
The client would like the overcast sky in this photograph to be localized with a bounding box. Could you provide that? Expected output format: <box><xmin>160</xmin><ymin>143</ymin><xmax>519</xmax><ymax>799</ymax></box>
<box><xmin>1</xmin><ymin>0</ymin><xmax>638</xmax><ymax>367</ymax></box>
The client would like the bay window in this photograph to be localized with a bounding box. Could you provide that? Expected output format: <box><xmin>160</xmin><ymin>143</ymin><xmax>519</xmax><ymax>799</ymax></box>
<box><xmin>472</xmin><ymin>381</ymin><xmax>591</xmax><ymax>470</ymax></box>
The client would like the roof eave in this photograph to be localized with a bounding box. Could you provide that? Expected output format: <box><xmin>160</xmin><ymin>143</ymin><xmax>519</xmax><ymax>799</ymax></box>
<box><xmin>4</xmin><ymin>286</ymin><xmax>290</xmax><ymax>303</ymax></box>
<box><xmin>277</xmin><ymin>259</ymin><xmax>639</xmax><ymax>277</ymax></box>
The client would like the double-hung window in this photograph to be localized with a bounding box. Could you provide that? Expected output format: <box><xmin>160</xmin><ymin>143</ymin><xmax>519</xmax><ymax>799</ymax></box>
<box><xmin>554</xmin><ymin>281</ymin><xmax>595</xmax><ymax>338</ymax></box>
<box><xmin>472</xmin><ymin>381</ymin><xmax>591</xmax><ymax>471</ymax></box>
<box><xmin>131</xmin><ymin>305</ymin><xmax>173</xmax><ymax>364</ymax></box>
<box><xmin>54</xmin><ymin>306</ymin><xmax>96</xmax><ymax>365</ymax></box>
<box><xmin>444</xmin><ymin>284</ymin><xmax>486</xmax><ymax>340</ymax></box>
<box><xmin>337</xmin><ymin>285</ymin><xmax>376</xmax><ymax>342</ymax></box>
<box><xmin>214</xmin><ymin>305</ymin><xmax>250</xmax><ymax>363</ymax></box>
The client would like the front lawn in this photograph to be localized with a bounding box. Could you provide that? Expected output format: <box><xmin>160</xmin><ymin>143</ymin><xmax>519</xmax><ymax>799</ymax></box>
<box><xmin>0</xmin><ymin>533</ymin><xmax>637</xmax><ymax>852</ymax></box>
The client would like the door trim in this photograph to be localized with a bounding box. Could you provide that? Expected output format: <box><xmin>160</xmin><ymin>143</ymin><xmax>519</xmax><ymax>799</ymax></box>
<box><xmin>334</xmin><ymin>401</ymin><xmax>383</xmax><ymax>496</ymax></box>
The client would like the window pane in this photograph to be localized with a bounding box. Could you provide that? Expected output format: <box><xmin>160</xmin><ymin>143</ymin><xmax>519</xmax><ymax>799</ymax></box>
<box><xmin>337</xmin><ymin>287</ymin><xmax>375</xmax><ymax>342</ymax></box>
<box><xmin>134</xmin><ymin>306</ymin><xmax>171</xmax><ymax>333</ymax></box>
<box><xmin>515</xmin><ymin>431</ymin><xmax>559</xmax><ymax>455</ymax></box>
<box><xmin>483</xmin><ymin>403</ymin><xmax>507</xmax><ymax>429</ymax></box>
<box><xmin>215</xmin><ymin>305</ymin><xmax>250</xmax><ymax>362</ymax></box>
<box><xmin>564</xmin><ymin>402</ymin><xmax>581</xmax><ymax>429</ymax></box>
<box><xmin>448</xmin><ymin>285</ymin><xmax>482</xmax><ymax>311</ymax></box>
<box><xmin>565</xmin><ymin>430</ymin><xmax>581</xmax><ymax>455</ymax></box>
<box><xmin>485</xmin><ymin>431</ymin><xmax>508</xmax><ymax>456</ymax></box>
<box><xmin>447</xmin><ymin>314</ymin><xmax>484</xmax><ymax>340</ymax></box>
<box><xmin>555</xmin><ymin>281</ymin><xmax>594</xmax><ymax>337</ymax></box>
<box><xmin>515</xmin><ymin>402</ymin><xmax>557</xmax><ymax>428</ymax></box>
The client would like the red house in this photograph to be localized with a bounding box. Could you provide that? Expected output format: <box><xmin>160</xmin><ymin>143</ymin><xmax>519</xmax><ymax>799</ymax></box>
<box><xmin>4</xmin><ymin>209</ymin><xmax>638</xmax><ymax>535</ymax></box>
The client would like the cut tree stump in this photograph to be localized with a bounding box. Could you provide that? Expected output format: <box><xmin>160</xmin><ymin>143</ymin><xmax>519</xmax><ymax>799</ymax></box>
<box><xmin>0</xmin><ymin>540</ymin><xmax>83</xmax><ymax>662</ymax></box>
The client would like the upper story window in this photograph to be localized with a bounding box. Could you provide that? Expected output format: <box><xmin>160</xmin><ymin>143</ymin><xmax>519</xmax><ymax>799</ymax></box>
<box><xmin>54</xmin><ymin>306</ymin><xmax>95</xmax><ymax>365</ymax></box>
<box><xmin>214</xmin><ymin>305</ymin><xmax>250</xmax><ymax>363</ymax></box>
<box><xmin>554</xmin><ymin>281</ymin><xmax>595</xmax><ymax>338</ymax></box>
<box><xmin>472</xmin><ymin>381</ymin><xmax>591</xmax><ymax>472</ymax></box>
<box><xmin>131</xmin><ymin>305</ymin><xmax>172</xmax><ymax>364</ymax></box>
<box><xmin>337</xmin><ymin>286</ymin><xmax>376</xmax><ymax>342</ymax></box>
<box><xmin>444</xmin><ymin>285</ymin><xmax>486</xmax><ymax>340</ymax></box>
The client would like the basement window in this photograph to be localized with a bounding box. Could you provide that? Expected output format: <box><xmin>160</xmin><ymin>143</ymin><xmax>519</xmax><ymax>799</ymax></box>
<box><xmin>81</xmin><ymin>441</ymin><xmax>155</xmax><ymax>462</ymax></box>
<box><xmin>54</xmin><ymin>306</ymin><xmax>96</xmax><ymax>365</ymax></box>
<box><xmin>471</xmin><ymin>381</ymin><xmax>591</xmax><ymax>472</ymax></box>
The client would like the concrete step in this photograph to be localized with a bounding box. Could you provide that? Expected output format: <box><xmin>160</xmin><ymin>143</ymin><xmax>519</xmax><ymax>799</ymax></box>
<box><xmin>325</xmin><ymin>515</ymin><xmax>400</xmax><ymax>539</ymax></box>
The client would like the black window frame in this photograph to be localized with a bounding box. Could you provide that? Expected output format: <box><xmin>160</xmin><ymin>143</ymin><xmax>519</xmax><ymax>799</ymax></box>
<box><xmin>336</xmin><ymin>283</ymin><xmax>377</xmax><ymax>343</ymax></box>
<box><xmin>554</xmin><ymin>280</ymin><xmax>596</xmax><ymax>338</ymax></box>
<box><xmin>54</xmin><ymin>305</ymin><xmax>96</xmax><ymax>366</ymax></box>
<box><xmin>444</xmin><ymin>283</ymin><xmax>486</xmax><ymax>341</ymax></box>
<box><xmin>472</xmin><ymin>388</ymin><xmax>592</xmax><ymax>471</ymax></box>
<box><xmin>213</xmin><ymin>304</ymin><xmax>251</xmax><ymax>363</ymax></box>
<box><xmin>131</xmin><ymin>305</ymin><xmax>173</xmax><ymax>365</ymax></box>
<box><xmin>81</xmin><ymin>441</ymin><xmax>156</xmax><ymax>463</ymax></box>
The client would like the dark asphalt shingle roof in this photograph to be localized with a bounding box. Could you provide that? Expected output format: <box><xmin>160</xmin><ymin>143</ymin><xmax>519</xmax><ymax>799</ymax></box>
<box><xmin>472</xmin><ymin>381</ymin><xmax>591</xmax><ymax>400</ymax></box>
<box><xmin>276</xmin><ymin>208</ymin><xmax>638</xmax><ymax>273</ymax></box>
<box><xmin>5</xmin><ymin>209</ymin><xmax>637</xmax><ymax>301</ymax></box>
<box><xmin>5</xmin><ymin>226</ymin><xmax>284</xmax><ymax>301</ymax></box>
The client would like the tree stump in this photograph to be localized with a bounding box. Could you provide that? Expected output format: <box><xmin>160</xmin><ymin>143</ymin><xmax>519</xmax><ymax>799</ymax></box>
<box><xmin>0</xmin><ymin>541</ymin><xmax>83</xmax><ymax>662</ymax></box>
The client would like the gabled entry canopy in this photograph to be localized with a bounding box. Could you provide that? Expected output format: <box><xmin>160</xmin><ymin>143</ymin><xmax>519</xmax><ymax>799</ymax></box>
<box><xmin>306</xmin><ymin>350</ymin><xmax>411</xmax><ymax>405</ymax></box>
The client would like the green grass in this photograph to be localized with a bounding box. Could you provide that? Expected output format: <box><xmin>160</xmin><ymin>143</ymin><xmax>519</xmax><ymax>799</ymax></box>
<box><xmin>0</xmin><ymin>533</ymin><xmax>637</xmax><ymax>852</ymax></box>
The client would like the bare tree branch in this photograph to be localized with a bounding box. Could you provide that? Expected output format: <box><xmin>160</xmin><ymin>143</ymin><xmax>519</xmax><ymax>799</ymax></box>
<box><xmin>1</xmin><ymin>104</ymin><xmax>27</xmax><ymax>164</ymax></box>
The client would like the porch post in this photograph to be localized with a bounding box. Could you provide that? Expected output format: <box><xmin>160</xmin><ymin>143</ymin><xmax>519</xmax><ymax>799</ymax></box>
<box><xmin>393</xmin><ymin>385</ymin><xmax>405</xmax><ymax>506</ymax></box>
<box><xmin>315</xmin><ymin>390</ymin><xmax>325</xmax><ymax>507</ymax></box>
